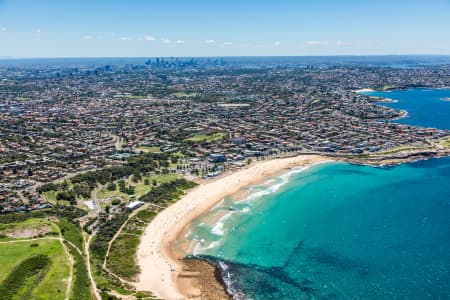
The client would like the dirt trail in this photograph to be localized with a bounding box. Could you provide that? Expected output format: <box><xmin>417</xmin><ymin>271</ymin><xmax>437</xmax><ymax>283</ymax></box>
<box><xmin>101</xmin><ymin>205</ymin><xmax>148</xmax><ymax>286</ymax></box>
<box><xmin>85</xmin><ymin>233</ymin><xmax>102</xmax><ymax>300</ymax></box>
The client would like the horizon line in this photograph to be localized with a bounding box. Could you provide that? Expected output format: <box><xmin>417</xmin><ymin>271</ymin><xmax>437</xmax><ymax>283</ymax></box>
<box><xmin>1</xmin><ymin>54</ymin><xmax>450</xmax><ymax>60</ymax></box>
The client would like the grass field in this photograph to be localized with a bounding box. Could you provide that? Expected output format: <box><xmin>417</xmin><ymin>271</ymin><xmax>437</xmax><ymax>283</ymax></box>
<box><xmin>185</xmin><ymin>132</ymin><xmax>227</xmax><ymax>143</ymax></box>
<box><xmin>172</xmin><ymin>92</ymin><xmax>197</xmax><ymax>98</ymax></box>
<box><xmin>15</xmin><ymin>97</ymin><xmax>32</xmax><ymax>101</ymax></box>
<box><xmin>136</xmin><ymin>146</ymin><xmax>161</xmax><ymax>153</ymax></box>
<box><xmin>0</xmin><ymin>239</ymin><xmax>70</xmax><ymax>300</ymax></box>
<box><xmin>377</xmin><ymin>145</ymin><xmax>421</xmax><ymax>155</ymax></box>
<box><xmin>123</xmin><ymin>95</ymin><xmax>148</xmax><ymax>99</ymax></box>
<box><xmin>439</xmin><ymin>137</ymin><xmax>450</xmax><ymax>148</ymax></box>
<box><xmin>43</xmin><ymin>190</ymin><xmax>57</xmax><ymax>204</ymax></box>
<box><xmin>97</xmin><ymin>188</ymin><xmax>130</xmax><ymax>201</ymax></box>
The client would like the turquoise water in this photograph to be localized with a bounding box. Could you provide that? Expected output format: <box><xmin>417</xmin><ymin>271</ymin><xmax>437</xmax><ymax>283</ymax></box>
<box><xmin>186</xmin><ymin>89</ymin><xmax>450</xmax><ymax>299</ymax></box>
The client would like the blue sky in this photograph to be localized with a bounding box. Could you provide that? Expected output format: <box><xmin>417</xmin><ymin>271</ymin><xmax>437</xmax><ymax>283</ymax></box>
<box><xmin>0</xmin><ymin>0</ymin><xmax>450</xmax><ymax>57</ymax></box>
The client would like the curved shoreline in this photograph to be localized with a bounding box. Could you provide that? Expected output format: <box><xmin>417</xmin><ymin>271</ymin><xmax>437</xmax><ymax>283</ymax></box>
<box><xmin>134</xmin><ymin>155</ymin><xmax>331</xmax><ymax>299</ymax></box>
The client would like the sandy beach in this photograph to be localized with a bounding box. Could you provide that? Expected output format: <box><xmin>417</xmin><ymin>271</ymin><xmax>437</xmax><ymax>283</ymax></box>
<box><xmin>134</xmin><ymin>155</ymin><xmax>331</xmax><ymax>299</ymax></box>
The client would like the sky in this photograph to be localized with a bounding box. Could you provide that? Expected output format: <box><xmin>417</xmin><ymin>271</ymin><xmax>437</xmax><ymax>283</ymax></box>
<box><xmin>1</xmin><ymin>0</ymin><xmax>450</xmax><ymax>57</ymax></box>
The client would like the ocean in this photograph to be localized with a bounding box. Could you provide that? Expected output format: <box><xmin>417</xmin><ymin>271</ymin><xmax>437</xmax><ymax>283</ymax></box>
<box><xmin>364</xmin><ymin>88</ymin><xmax>450</xmax><ymax>130</ymax></box>
<box><xmin>186</xmin><ymin>88</ymin><xmax>450</xmax><ymax>299</ymax></box>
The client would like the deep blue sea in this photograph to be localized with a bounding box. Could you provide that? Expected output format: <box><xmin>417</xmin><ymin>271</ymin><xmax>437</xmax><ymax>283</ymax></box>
<box><xmin>364</xmin><ymin>88</ymin><xmax>450</xmax><ymax>130</ymax></box>
<box><xmin>186</xmin><ymin>88</ymin><xmax>450</xmax><ymax>299</ymax></box>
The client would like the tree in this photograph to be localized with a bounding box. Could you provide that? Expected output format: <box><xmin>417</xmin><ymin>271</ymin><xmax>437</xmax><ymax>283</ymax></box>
<box><xmin>107</xmin><ymin>182</ymin><xmax>117</xmax><ymax>191</ymax></box>
<box><xmin>118</xmin><ymin>180</ymin><xmax>126</xmax><ymax>193</ymax></box>
<box><xmin>132</xmin><ymin>173</ymin><xmax>142</xmax><ymax>183</ymax></box>
<box><xmin>126</xmin><ymin>186</ymin><xmax>135</xmax><ymax>195</ymax></box>
<box><xmin>62</xmin><ymin>180</ymin><xmax>69</xmax><ymax>190</ymax></box>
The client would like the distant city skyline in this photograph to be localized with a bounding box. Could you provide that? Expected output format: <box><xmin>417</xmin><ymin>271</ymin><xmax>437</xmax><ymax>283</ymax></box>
<box><xmin>1</xmin><ymin>0</ymin><xmax>450</xmax><ymax>57</ymax></box>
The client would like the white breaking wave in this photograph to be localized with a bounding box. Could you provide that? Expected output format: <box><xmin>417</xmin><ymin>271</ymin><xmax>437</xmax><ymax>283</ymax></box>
<box><xmin>204</xmin><ymin>240</ymin><xmax>221</xmax><ymax>251</ymax></box>
<box><xmin>211</xmin><ymin>211</ymin><xmax>234</xmax><ymax>236</ymax></box>
<box><xmin>241</xmin><ymin>207</ymin><xmax>250</xmax><ymax>213</ymax></box>
<box><xmin>241</xmin><ymin>165</ymin><xmax>310</xmax><ymax>203</ymax></box>
<box><xmin>192</xmin><ymin>239</ymin><xmax>202</xmax><ymax>256</ymax></box>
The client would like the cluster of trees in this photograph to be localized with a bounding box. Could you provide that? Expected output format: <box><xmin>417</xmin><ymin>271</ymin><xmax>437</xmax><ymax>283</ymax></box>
<box><xmin>71</xmin><ymin>183</ymin><xmax>91</xmax><ymax>199</ymax></box>
<box><xmin>127</xmin><ymin>152</ymin><xmax>171</xmax><ymax>173</ymax></box>
<box><xmin>37</xmin><ymin>180</ymin><xmax>86</xmax><ymax>205</ymax></box>
<box><xmin>139</xmin><ymin>178</ymin><xmax>197</xmax><ymax>204</ymax></box>
<box><xmin>117</xmin><ymin>180</ymin><xmax>134</xmax><ymax>195</ymax></box>
<box><xmin>0</xmin><ymin>255</ymin><xmax>51</xmax><ymax>299</ymax></box>
<box><xmin>0</xmin><ymin>206</ymin><xmax>86</xmax><ymax>224</ymax></box>
<box><xmin>56</xmin><ymin>190</ymin><xmax>76</xmax><ymax>205</ymax></box>
<box><xmin>36</xmin><ymin>181</ymin><xmax>68</xmax><ymax>193</ymax></box>
<box><xmin>90</xmin><ymin>210</ymin><xmax>129</xmax><ymax>260</ymax></box>
<box><xmin>106</xmin><ymin>182</ymin><xmax>116</xmax><ymax>191</ymax></box>
<box><xmin>71</xmin><ymin>166</ymin><xmax>134</xmax><ymax>186</ymax></box>
<box><xmin>37</xmin><ymin>152</ymin><xmax>176</xmax><ymax>204</ymax></box>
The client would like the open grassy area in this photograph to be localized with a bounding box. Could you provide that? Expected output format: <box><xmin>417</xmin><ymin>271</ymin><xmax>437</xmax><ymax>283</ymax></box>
<box><xmin>172</xmin><ymin>92</ymin><xmax>197</xmax><ymax>98</ymax></box>
<box><xmin>185</xmin><ymin>132</ymin><xmax>227</xmax><ymax>143</ymax></box>
<box><xmin>0</xmin><ymin>239</ymin><xmax>70</xmax><ymax>300</ymax></box>
<box><xmin>43</xmin><ymin>190</ymin><xmax>57</xmax><ymax>204</ymax></box>
<box><xmin>171</xmin><ymin>151</ymin><xmax>185</xmax><ymax>158</ymax></box>
<box><xmin>136</xmin><ymin>146</ymin><xmax>161</xmax><ymax>153</ymax></box>
<box><xmin>439</xmin><ymin>137</ymin><xmax>450</xmax><ymax>148</ymax></box>
<box><xmin>15</xmin><ymin>97</ymin><xmax>32</xmax><ymax>101</ymax></box>
<box><xmin>97</xmin><ymin>188</ymin><xmax>130</xmax><ymax>201</ymax></box>
<box><xmin>377</xmin><ymin>145</ymin><xmax>422</xmax><ymax>155</ymax></box>
<box><xmin>123</xmin><ymin>95</ymin><xmax>148</xmax><ymax>99</ymax></box>
<box><xmin>0</xmin><ymin>217</ymin><xmax>59</xmax><ymax>240</ymax></box>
